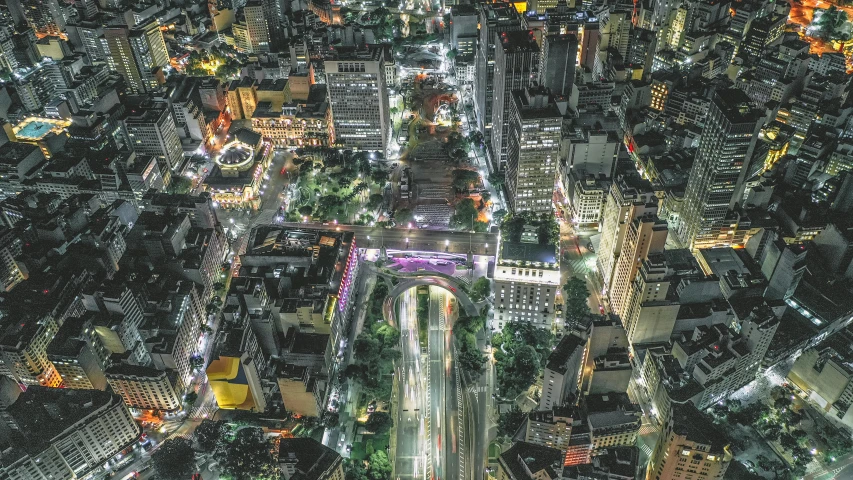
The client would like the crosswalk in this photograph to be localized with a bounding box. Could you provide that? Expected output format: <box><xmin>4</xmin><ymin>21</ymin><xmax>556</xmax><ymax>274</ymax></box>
<box><xmin>640</xmin><ymin>443</ymin><xmax>654</xmax><ymax>458</ymax></box>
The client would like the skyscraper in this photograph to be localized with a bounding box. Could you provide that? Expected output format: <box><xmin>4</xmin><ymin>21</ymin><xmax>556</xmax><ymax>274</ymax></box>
<box><xmin>609</xmin><ymin>214</ymin><xmax>668</xmax><ymax>318</ymax></box>
<box><xmin>646</xmin><ymin>403</ymin><xmax>732</xmax><ymax>480</ymax></box>
<box><xmin>491</xmin><ymin>30</ymin><xmax>539</xmax><ymax>169</ymax></box>
<box><xmin>540</xmin><ymin>31</ymin><xmax>577</xmax><ymax>99</ymax></box>
<box><xmin>325</xmin><ymin>51</ymin><xmax>389</xmax><ymax>154</ymax></box>
<box><xmin>505</xmin><ymin>86</ymin><xmax>561</xmax><ymax>213</ymax></box>
<box><xmin>474</xmin><ymin>3</ymin><xmax>521</xmax><ymax>154</ymax></box>
<box><xmin>240</xmin><ymin>0</ymin><xmax>271</xmax><ymax>53</ymax></box>
<box><xmin>679</xmin><ymin>89</ymin><xmax>764</xmax><ymax>251</ymax></box>
<box><xmin>122</xmin><ymin>106</ymin><xmax>183</xmax><ymax>187</ymax></box>
<box><xmin>19</xmin><ymin>0</ymin><xmax>66</xmax><ymax>37</ymax></box>
<box><xmin>103</xmin><ymin>20</ymin><xmax>168</xmax><ymax>94</ymax></box>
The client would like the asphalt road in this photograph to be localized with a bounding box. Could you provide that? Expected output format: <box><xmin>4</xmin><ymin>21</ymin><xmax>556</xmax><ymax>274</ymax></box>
<box><xmin>429</xmin><ymin>288</ymin><xmax>459</xmax><ymax>480</ymax></box>
<box><xmin>395</xmin><ymin>288</ymin><xmax>427</xmax><ymax>480</ymax></box>
<box><xmin>279</xmin><ymin>222</ymin><xmax>497</xmax><ymax>256</ymax></box>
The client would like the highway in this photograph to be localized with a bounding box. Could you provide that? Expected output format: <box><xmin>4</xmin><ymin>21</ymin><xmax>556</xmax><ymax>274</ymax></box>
<box><xmin>279</xmin><ymin>222</ymin><xmax>497</xmax><ymax>256</ymax></box>
<box><xmin>395</xmin><ymin>288</ymin><xmax>427</xmax><ymax>480</ymax></box>
<box><xmin>428</xmin><ymin>287</ymin><xmax>460</xmax><ymax>480</ymax></box>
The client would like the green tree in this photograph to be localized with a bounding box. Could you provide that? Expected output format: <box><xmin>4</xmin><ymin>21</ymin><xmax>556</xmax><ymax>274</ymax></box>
<box><xmin>365</xmin><ymin>411</ymin><xmax>393</xmax><ymax>434</ymax></box>
<box><xmin>451</xmin><ymin>198</ymin><xmax>479</xmax><ymax>231</ymax></box>
<box><xmin>345</xmin><ymin>459</ymin><xmax>369</xmax><ymax>480</ymax></box>
<box><xmin>498</xmin><ymin>406</ymin><xmax>526</xmax><ymax>437</ymax></box>
<box><xmin>367</xmin><ymin>193</ymin><xmax>384</xmax><ymax>209</ymax></box>
<box><xmin>218</xmin><ymin>427</ymin><xmax>276</xmax><ymax>480</ymax></box>
<box><xmin>367</xmin><ymin>451</ymin><xmax>393</xmax><ymax>480</ymax></box>
<box><xmin>451</xmin><ymin>169</ymin><xmax>480</xmax><ymax>192</ymax></box>
<box><xmin>395</xmin><ymin>208</ymin><xmax>415</xmax><ymax>225</ymax></box>
<box><xmin>151</xmin><ymin>438</ymin><xmax>196</xmax><ymax>480</ymax></box>
<box><xmin>299</xmin><ymin>205</ymin><xmax>314</xmax><ymax>216</ymax></box>
<box><xmin>488</xmin><ymin>172</ymin><xmax>506</xmax><ymax>187</ymax></box>
<box><xmin>469</xmin><ymin>277</ymin><xmax>491</xmax><ymax>302</ymax></box>
<box><xmin>498</xmin><ymin>345</ymin><xmax>540</xmax><ymax>399</ymax></box>
<box><xmin>324</xmin><ymin>412</ymin><xmax>340</xmax><ymax>428</ymax></box>
<box><xmin>168</xmin><ymin>176</ymin><xmax>193</xmax><ymax>194</ymax></box>
<box><xmin>563</xmin><ymin>277</ymin><xmax>591</xmax><ymax>328</ymax></box>
<box><xmin>194</xmin><ymin>419</ymin><xmax>226</xmax><ymax>452</ymax></box>
<box><xmin>492</xmin><ymin>209</ymin><xmax>508</xmax><ymax>224</ymax></box>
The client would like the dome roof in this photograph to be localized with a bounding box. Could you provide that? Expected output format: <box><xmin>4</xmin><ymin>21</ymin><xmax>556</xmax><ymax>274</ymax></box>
<box><xmin>218</xmin><ymin>145</ymin><xmax>252</xmax><ymax>166</ymax></box>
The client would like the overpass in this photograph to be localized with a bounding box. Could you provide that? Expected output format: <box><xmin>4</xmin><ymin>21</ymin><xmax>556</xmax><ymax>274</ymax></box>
<box><xmin>381</xmin><ymin>273</ymin><xmax>479</xmax><ymax>329</ymax></box>
<box><xmin>280</xmin><ymin>222</ymin><xmax>498</xmax><ymax>256</ymax></box>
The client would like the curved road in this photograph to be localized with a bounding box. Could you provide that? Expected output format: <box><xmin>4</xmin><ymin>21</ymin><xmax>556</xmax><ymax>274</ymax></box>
<box><xmin>383</xmin><ymin>275</ymin><xmax>478</xmax><ymax>329</ymax></box>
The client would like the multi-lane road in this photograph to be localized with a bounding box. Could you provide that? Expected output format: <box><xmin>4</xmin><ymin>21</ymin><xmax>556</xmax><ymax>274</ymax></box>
<box><xmin>280</xmin><ymin>222</ymin><xmax>498</xmax><ymax>256</ymax></box>
<box><xmin>395</xmin><ymin>288</ymin><xmax>428</xmax><ymax>480</ymax></box>
<box><xmin>428</xmin><ymin>288</ymin><xmax>460</xmax><ymax>480</ymax></box>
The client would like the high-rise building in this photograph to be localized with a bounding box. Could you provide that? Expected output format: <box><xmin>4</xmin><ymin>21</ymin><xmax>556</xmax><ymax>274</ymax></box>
<box><xmin>491</xmin><ymin>30</ymin><xmax>540</xmax><ymax>169</ymax></box>
<box><xmin>325</xmin><ymin>51</ymin><xmax>389</xmax><ymax>154</ymax></box>
<box><xmin>646</xmin><ymin>403</ymin><xmax>732</xmax><ymax>480</ymax></box>
<box><xmin>609</xmin><ymin>215</ymin><xmax>668</xmax><ymax>318</ymax></box>
<box><xmin>596</xmin><ymin>175</ymin><xmax>657</xmax><ymax>294</ymax></box>
<box><xmin>474</xmin><ymin>3</ymin><xmax>521</xmax><ymax>153</ymax></box>
<box><xmin>679</xmin><ymin>89</ymin><xmax>765</xmax><ymax>251</ymax></box>
<box><xmin>105</xmin><ymin>363</ymin><xmax>182</xmax><ymax>412</ymax></box>
<box><xmin>19</xmin><ymin>0</ymin><xmax>66</xmax><ymax>37</ymax></box>
<box><xmin>492</xmin><ymin>240</ymin><xmax>560</xmax><ymax>331</ymax></box>
<box><xmin>505</xmin><ymin>86</ymin><xmax>561</xmax><ymax>213</ymax></box>
<box><xmin>497</xmin><ymin>441</ymin><xmax>564</xmax><ymax>480</ymax></box>
<box><xmin>103</xmin><ymin>20</ymin><xmax>168</xmax><ymax>94</ymax></box>
<box><xmin>540</xmin><ymin>25</ymin><xmax>577</xmax><ymax>99</ymax></box>
<box><xmin>238</xmin><ymin>1</ymin><xmax>271</xmax><ymax>53</ymax></box>
<box><xmin>540</xmin><ymin>333</ymin><xmax>586</xmax><ymax>410</ymax></box>
<box><xmin>122</xmin><ymin>106</ymin><xmax>183</xmax><ymax>187</ymax></box>
<box><xmin>46</xmin><ymin>316</ymin><xmax>108</xmax><ymax>390</ymax></box>
<box><xmin>0</xmin><ymin>387</ymin><xmax>141</xmax><ymax>479</ymax></box>
<box><xmin>622</xmin><ymin>254</ymin><xmax>680</xmax><ymax>346</ymax></box>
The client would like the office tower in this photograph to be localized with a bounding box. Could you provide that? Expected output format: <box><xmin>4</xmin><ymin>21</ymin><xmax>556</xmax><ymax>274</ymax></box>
<box><xmin>787</xmin><ymin>329</ymin><xmax>853</xmax><ymax>429</ymax></box>
<box><xmin>565</xmin><ymin>128</ymin><xmax>619</xmax><ymax>177</ymax></box>
<box><xmin>82</xmin><ymin>280</ymin><xmax>151</xmax><ymax>366</ymax></box>
<box><xmin>450</xmin><ymin>5</ymin><xmax>478</xmax><ymax>58</ymax></box>
<box><xmin>238</xmin><ymin>0</ymin><xmax>270</xmax><ymax>54</ymax></box>
<box><xmin>260</xmin><ymin>0</ymin><xmax>284</xmax><ymax>50</ymax></box>
<box><xmin>599</xmin><ymin>6</ymin><xmax>632</xmax><ymax>59</ymax></box>
<box><xmin>626</xmin><ymin>27</ymin><xmax>657</xmax><ymax>80</ymax></box>
<box><xmin>474</xmin><ymin>3</ymin><xmax>521</xmax><ymax>150</ymax></box>
<box><xmin>122</xmin><ymin>106</ymin><xmax>183</xmax><ymax>187</ymax></box>
<box><xmin>583</xmin><ymin>393</ymin><xmax>642</xmax><ymax>452</ymax></box>
<box><xmin>540</xmin><ymin>31</ymin><xmax>577</xmax><ymax>99</ymax></box>
<box><xmin>492</xmin><ymin>240</ymin><xmax>560</xmax><ymax>331</ymax></box>
<box><xmin>609</xmin><ymin>215</ymin><xmax>668</xmax><ymax>318</ymax></box>
<box><xmin>646</xmin><ymin>403</ymin><xmax>732</xmax><ymax>480</ymax></box>
<box><xmin>579</xmin><ymin>21</ymin><xmax>599</xmax><ymax>73</ymax></box>
<box><xmin>525</xmin><ymin>406</ymin><xmax>578</xmax><ymax>451</ymax></box>
<box><xmin>491</xmin><ymin>30</ymin><xmax>540</xmax><ymax>169</ymax></box>
<box><xmin>66</xmin><ymin>20</ymin><xmax>106</xmax><ymax>62</ymax></box>
<box><xmin>622</xmin><ymin>254</ymin><xmax>680</xmax><ymax>346</ymax></box>
<box><xmin>207</xmin><ymin>337</ymin><xmax>268</xmax><ymax>412</ymax></box>
<box><xmin>679</xmin><ymin>89</ymin><xmax>765</xmax><ymax>251</ymax></box>
<box><xmin>0</xmin><ymin>387</ymin><xmax>141</xmax><ymax>479</ymax></box>
<box><xmin>278</xmin><ymin>438</ymin><xmax>344</xmax><ymax>480</ymax></box>
<box><xmin>325</xmin><ymin>51</ymin><xmax>389</xmax><ymax>153</ymax></box>
<box><xmin>20</xmin><ymin>0</ymin><xmax>66</xmax><ymax>37</ymax></box>
<box><xmin>596</xmin><ymin>175</ymin><xmax>657</xmax><ymax>296</ymax></box>
<box><xmin>505</xmin><ymin>86</ymin><xmax>561</xmax><ymax>213</ymax></box>
<box><xmin>103</xmin><ymin>20</ymin><xmax>168</xmax><ymax>94</ymax></box>
<box><xmin>106</xmin><ymin>364</ymin><xmax>183</xmax><ymax>411</ymax></box>
<box><xmin>540</xmin><ymin>333</ymin><xmax>586</xmax><ymax>410</ymax></box>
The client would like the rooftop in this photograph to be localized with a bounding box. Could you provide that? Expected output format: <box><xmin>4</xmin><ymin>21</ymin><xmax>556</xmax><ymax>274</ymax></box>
<box><xmin>278</xmin><ymin>438</ymin><xmax>342</xmax><ymax>480</ymax></box>
<box><xmin>669</xmin><ymin>402</ymin><xmax>729</xmax><ymax>452</ymax></box>
<box><xmin>499</xmin><ymin>441</ymin><xmax>562</xmax><ymax>480</ymax></box>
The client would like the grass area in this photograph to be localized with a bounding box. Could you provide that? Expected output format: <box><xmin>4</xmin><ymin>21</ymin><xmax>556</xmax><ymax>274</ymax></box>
<box><xmin>488</xmin><ymin>442</ymin><xmax>501</xmax><ymax>460</ymax></box>
<box><xmin>350</xmin><ymin>433</ymin><xmax>390</xmax><ymax>461</ymax></box>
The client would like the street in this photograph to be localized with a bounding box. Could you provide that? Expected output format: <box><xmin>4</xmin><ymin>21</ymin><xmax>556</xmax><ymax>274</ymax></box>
<box><xmin>279</xmin><ymin>222</ymin><xmax>497</xmax><ymax>256</ymax></box>
<box><xmin>428</xmin><ymin>287</ymin><xmax>459</xmax><ymax>480</ymax></box>
<box><xmin>394</xmin><ymin>288</ymin><xmax>428</xmax><ymax>480</ymax></box>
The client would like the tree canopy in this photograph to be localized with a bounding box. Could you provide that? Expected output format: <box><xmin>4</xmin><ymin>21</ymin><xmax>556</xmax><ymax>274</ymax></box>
<box><xmin>151</xmin><ymin>438</ymin><xmax>196</xmax><ymax>480</ymax></box>
<box><xmin>217</xmin><ymin>427</ymin><xmax>276</xmax><ymax>480</ymax></box>
<box><xmin>365</xmin><ymin>411</ymin><xmax>393</xmax><ymax>434</ymax></box>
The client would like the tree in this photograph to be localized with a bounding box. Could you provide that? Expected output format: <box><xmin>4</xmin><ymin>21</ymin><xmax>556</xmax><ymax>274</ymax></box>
<box><xmin>195</xmin><ymin>419</ymin><xmax>226</xmax><ymax>452</ymax></box>
<box><xmin>451</xmin><ymin>169</ymin><xmax>480</xmax><ymax>192</ymax></box>
<box><xmin>395</xmin><ymin>208</ymin><xmax>415</xmax><ymax>225</ymax></box>
<box><xmin>345</xmin><ymin>459</ymin><xmax>369</xmax><ymax>480</ymax></box>
<box><xmin>563</xmin><ymin>277</ymin><xmax>591</xmax><ymax>327</ymax></box>
<box><xmin>151</xmin><ymin>438</ymin><xmax>196</xmax><ymax>480</ymax></box>
<box><xmin>218</xmin><ymin>427</ymin><xmax>276</xmax><ymax>480</ymax></box>
<box><xmin>168</xmin><ymin>176</ymin><xmax>193</xmax><ymax>195</ymax></box>
<box><xmin>299</xmin><ymin>205</ymin><xmax>313</xmax><ymax>216</ymax></box>
<box><xmin>367</xmin><ymin>451</ymin><xmax>392</xmax><ymax>480</ymax></box>
<box><xmin>488</xmin><ymin>172</ymin><xmax>506</xmax><ymax>187</ymax></box>
<box><xmin>367</xmin><ymin>193</ymin><xmax>384</xmax><ymax>210</ymax></box>
<box><xmin>497</xmin><ymin>345</ymin><xmax>541</xmax><ymax>399</ymax></box>
<box><xmin>451</xmin><ymin>198</ymin><xmax>479</xmax><ymax>231</ymax></box>
<box><xmin>469</xmin><ymin>277</ymin><xmax>491</xmax><ymax>302</ymax></box>
<box><xmin>324</xmin><ymin>412</ymin><xmax>340</xmax><ymax>428</ymax></box>
<box><xmin>493</xmin><ymin>209</ymin><xmax>508</xmax><ymax>224</ymax></box>
<box><xmin>365</xmin><ymin>411</ymin><xmax>393</xmax><ymax>434</ymax></box>
<box><xmin>498</xmin><ymin>406</ymin><xmax>526</xmax><ymax>437</ymax></box>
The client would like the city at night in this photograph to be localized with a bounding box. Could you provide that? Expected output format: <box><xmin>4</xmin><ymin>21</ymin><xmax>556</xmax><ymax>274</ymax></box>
<box><xmin>0</xmin><ymin>0</ymin><xmax>851</xmax><ymax>478</ymax></box>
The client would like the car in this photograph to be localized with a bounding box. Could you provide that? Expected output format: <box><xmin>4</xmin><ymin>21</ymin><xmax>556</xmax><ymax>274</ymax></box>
<box><xmin>598</xmin><ymin>304</ymin><xmax>605</xmax><ymax>314</ymax></box>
